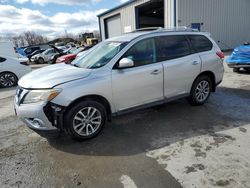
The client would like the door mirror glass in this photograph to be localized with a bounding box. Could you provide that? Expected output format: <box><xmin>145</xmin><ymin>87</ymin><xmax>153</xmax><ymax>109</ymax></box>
<box><xmin>118</xmin><ymin>58</ymin><xmax>134</xmax><ymax>68</ymax></box>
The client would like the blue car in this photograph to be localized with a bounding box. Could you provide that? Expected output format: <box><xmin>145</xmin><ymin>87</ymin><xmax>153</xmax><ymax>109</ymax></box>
<box><xmin>226</xmin><ymin>44</ymin><xmax>250</xmax><ymax>72</ymax></box>
<box><xmin>17</xmin><ymin>47</ymin><xmax>27</xmax><ymax>56</ymax></box>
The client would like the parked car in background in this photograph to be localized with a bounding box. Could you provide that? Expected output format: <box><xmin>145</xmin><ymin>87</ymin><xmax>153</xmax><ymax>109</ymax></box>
<box><xmin>0</xmin><ymin>55</ymin><xmax>31</xmax><ymax>87</ymax></box>
<box><xmin>27</xmin><ymin>49</ymin><xmax>46</xmax><ymax>61</ymax></box>
<box><xmin>56</xmin><ymin>47</ymin><xmax>85</xmax><ymax>64</ymax></box>
<box><xmin>17</xmin><ymin>47</ymin><xmax>26</xmax><ymax>56</ymax></box>
<box><xmin>23</xmin><ymin>46</ymin><xmax>41</xmax><ymax>57</ymax></box>
<box><xmin>17</xmin><ymin>54</ymin><xmax>29</xmax><ymax>65</ymax></box>
<box><xmin>31</xmin><ymin>48</ymin><xmax>61</xmax><ymax>64</ymax></box>
<box><xmin>226</xmin><ymin>44</ymin><xmax>250</xmax><ymax>72</ymax></box>
<box><xmin>0</xmin><ymin>41</ymin><xmax>19</xmax><ymax>58</ymax></box>
<box><xmin>15</xmin><ymin>28</ymin><xmax>224</xmax><ymax>140</ymax></box>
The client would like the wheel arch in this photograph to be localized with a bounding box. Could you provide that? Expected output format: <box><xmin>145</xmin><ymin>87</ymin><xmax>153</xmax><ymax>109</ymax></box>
<box><xmin>193</xmin><ymin>71</ymin><xmax>216</xmax><ymax>92</ymax></box>
<box><xmin>64</xmin><ymin>94</ymin><xmax>112</xmax><ymax>121</ymax></box>
<box><xmin>0</xmin><ymin>71</ymin><xmax>19</xmax><ymax>87</ymax></box>
<box><xmin>0</xmin><ymin>71</ymin><xmax>18</xmax><ymax>80</ymax></box>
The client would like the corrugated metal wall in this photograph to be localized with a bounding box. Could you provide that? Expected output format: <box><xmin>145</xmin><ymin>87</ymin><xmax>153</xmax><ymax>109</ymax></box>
<box><xmin>178</xmin><ymin>0</ymin><xmax>250</xmax><ymax>50</ymax></box>
<box><xmin>99</xmin><ymin>0</ymin><xmax>174</xmax><ymax>40</ymax></box>
<box><xmin>99</xmin><ymin>0</ymin><xmax>149</xmax><ymax>40</ymax></box>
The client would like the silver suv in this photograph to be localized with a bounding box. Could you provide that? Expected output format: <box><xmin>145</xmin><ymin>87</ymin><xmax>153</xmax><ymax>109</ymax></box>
<box><xmin>14</xmin><ymin>28</ymin><xmax>224</xmax><ymax>140</ymax></box>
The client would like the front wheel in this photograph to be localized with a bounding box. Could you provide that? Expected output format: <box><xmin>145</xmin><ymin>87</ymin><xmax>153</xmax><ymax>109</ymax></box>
<box><xmin>233</xmin><ymin>68</ymin><xmax>240</xmax><ymax>73</ymax></box>
<box><xmin>244</xmin><ymin>68</ymin><xmax>250</xmax><ymax>72</ymax></box>
<box><xmin>0</xmin><ymin>72</ymin><xmax>18</xmax><ymax>88</ymax></box>
<box><xmin>65</xmin><ymin>101</ymin><xmax>107</xmax><ymax>140</ymax></box>
<box><xmin>38</xmin><ymin>57</ymin><xmax>44</xmax><ymax>64</ymax></box>
<box><xmin>188</xmin><ymin>75</ymin><xmax>212</xmax><ymax>106</ymax></box>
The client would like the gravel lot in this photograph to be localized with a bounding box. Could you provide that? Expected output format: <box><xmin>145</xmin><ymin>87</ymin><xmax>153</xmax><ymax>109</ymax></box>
<box><xmin>0</xmin><ymin>60</ymin><xmax>249</xmax><ymax>188</ymax></box>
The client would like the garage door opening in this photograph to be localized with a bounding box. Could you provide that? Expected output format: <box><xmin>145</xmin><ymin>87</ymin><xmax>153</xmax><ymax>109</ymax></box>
<box><xmin>136</xmin><ymin>0</ymin><xmax>164</xmax><ymax>29</ymax></box>
<box><xmin>104</xmin><ymin>14</ymin><xmax>122</xmax><ymax>39</ymax></box>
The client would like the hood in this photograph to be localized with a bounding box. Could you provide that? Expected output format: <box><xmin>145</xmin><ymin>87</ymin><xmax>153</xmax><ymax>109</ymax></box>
<box><xmin>18</xmin><ymin>63</ymin><xmax>92</xmax><ymax>89</ymax></box>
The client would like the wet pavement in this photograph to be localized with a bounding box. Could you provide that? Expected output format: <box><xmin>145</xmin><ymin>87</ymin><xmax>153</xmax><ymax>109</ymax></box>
<box><xmin>0</xmin><ymin>62</ymin><xmax>249</xmax><ymax>188</ymax></box>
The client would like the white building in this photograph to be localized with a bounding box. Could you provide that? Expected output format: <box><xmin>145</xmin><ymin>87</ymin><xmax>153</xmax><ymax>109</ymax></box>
<box><xmin>98</xmin><ymin>0</ymin><xmax>250</xmax><ymax>50</ymax></box>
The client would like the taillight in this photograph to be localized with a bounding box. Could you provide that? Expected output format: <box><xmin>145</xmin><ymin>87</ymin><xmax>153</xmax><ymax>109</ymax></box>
<box><xmin>216</xmin><ymin>51</ymin><xmax>225</xmax><ymax>59</ymax></box>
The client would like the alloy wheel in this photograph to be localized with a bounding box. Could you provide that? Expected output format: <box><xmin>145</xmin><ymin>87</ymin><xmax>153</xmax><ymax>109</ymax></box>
<box><xmin>0</xmin><ymin>73</ymin><xmax>16</xmax><ymax>87</ymax></box>
<box><xmin>195</xmin><ymin>80</ymin><xmax>210</xmax><ymax>102</ymax></box>
<box><xmin>73</xmin><ymin>107</ymin><xmax>102</xmax><ymax>136</ymax></box>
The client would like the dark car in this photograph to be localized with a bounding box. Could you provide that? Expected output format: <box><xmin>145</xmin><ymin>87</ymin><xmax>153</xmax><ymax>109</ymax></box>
<box><xmin>23</xmin><ymin>46</ymin><xmax>41</xmax><ymax>56</ymax></box>
<box><xmin>27</xmin><ymin>49</ymin><xmax>46</xmax><ymax>60</ymax></box>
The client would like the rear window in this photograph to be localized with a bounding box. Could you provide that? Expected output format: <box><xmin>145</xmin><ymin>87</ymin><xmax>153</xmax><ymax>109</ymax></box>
<box><xmin>156</xmin><ymin>35</ymin><xmax>191</xmax><ymax>61</ymax></box>
<box><xmin>188</xmin><ymin>35</ymin><xmax>213</xmax><ymax>53</ymax></box>
<box><xmin>0</xmin><ymin>57</ymin><xmax>6</xmax><ymax>62</ymax></box>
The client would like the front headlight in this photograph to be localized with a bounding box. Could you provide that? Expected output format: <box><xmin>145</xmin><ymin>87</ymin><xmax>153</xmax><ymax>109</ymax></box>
<box><xmin>22</xmin><ymin>89</ymin><xmax>62</xmax><ymax>104</ymax></box>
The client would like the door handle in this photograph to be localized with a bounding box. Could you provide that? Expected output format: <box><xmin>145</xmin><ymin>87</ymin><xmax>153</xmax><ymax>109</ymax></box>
<box><xmin>192</xmin><ymin>61</ymin><xmax>199</xmax><ymax>65</ymax></box>
<box><xmin>151</xmin><ymin>69</ymin><xmax>161</xmax><ymax>75</ymax></box>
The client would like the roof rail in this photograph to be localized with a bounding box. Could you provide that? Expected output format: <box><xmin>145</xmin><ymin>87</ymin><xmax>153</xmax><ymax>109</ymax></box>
<box><xmin>131</xmin><ymin>27</ymin><xmax>163</xmax><ymax>33</ymax></box>
<box><xmin>131</xmin><ymin>26</ymin><xmax>199</xmax><ymax>33</ymax></box>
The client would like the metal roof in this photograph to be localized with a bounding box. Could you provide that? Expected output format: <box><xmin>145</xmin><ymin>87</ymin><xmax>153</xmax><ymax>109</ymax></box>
<box><xmin>97</xmin><ymin>0</ymin><xmax>136</xmax><ymax>17</ymax></box>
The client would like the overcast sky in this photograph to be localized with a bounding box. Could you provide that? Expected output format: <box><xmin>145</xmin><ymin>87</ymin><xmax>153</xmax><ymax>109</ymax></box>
<box><xmin>0</xmin><ymin>0</ymin><xmax>129</xmax><ymax>38</ymax></box>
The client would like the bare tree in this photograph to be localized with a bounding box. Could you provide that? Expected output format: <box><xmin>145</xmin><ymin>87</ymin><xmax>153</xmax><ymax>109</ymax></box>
<box><xmin>23</xmin><ymin>31</ymin><xmax>48</xmax><ymax>45</ymax></box>
<box><xmin>9</xmin><ymin>31</ymin><xmax>48</xmax><ymax>47</ymax></box>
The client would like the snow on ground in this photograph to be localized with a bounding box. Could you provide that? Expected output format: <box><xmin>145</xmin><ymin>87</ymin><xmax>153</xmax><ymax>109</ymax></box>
<box><xmin>147</xmin><ymin>63</ymin><xmax>250</xmax><ymax>188</ymax></box>
<box><xmin>147</xmin><ymin>123</ymin><xmax>250</xmax><ymax>188</ymax></box>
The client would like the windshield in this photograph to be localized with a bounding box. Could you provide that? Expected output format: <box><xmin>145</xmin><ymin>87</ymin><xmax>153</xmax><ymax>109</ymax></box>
<box><xmin>43</xmin><ymin>49</ymin><xmax>52</xmax><ymax>55</ymax></box>
<box><xmin>73</xmin><ymin>41</ymin><xmax>127</xmax><ymax>69</ymax></box>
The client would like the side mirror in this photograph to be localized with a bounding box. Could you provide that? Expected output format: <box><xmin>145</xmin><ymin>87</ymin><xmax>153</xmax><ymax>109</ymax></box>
<box><xmin>118</xmin><ymin>58</ymin><xmax>134</xmax><ymax>69</ymax></box>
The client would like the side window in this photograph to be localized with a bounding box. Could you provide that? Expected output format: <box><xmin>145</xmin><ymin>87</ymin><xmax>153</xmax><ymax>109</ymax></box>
<box><xmin>46</xmin><ymin>50</ymin><xmax>52</xmax><ymax>55</ymax></box>
<box><xmin>25</xmin><ymin>48</ymin><xmax>32</xmax><ymax>54</ymax></box>
<box><xmin>0</xmin><ymin>57</ymin><xmax>6</xmax><ymax>62</ymax></box>
<box><xmin>122</xmin><ymin>38</ymin><xmax>156</xmax><ymax>67</ymax></box>
<box><xmin>156</xmin><ymin>35</ymin><xmax>191</xmax><ymax>62</ymax></box>
<box><xmin>188</xmin><ymin>35</ymin><xmax>213</xmax><ymax>53</ymax></box>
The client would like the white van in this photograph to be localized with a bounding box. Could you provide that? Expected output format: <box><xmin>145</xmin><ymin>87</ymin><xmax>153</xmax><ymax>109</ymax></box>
<box><xmin>0</xmin><ymin>41</ymin><xmax>18</xmax><ymax>58</ymax></box>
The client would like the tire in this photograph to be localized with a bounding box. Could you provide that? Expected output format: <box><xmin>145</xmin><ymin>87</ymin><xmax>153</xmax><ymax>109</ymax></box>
<box><xmin>65</xmin><ymin>101</ymin><xmax>107</xmax><ymax>141</ymax></box>
<box><xmin>0</xmin><ymin>72</ymin><xmax>18</xmax><ymax>88</ymax></box>
<box><xmin>38</xmin><ymin>57</ymin><xmax>44</xmax><ymax>64</ymax></box>
<box><xmin>233</xmin><ymin>68</ymin><xmax>240</xmax><ymax>73</ymax></box>
<box><xmin>244</xmin><ymin>68</ymin><xmax>250</xmax><ymax>72</ymax></box>
<box><xmin>188</xmin><ymin>75</ymin><xmax>212</xmax><ymax>106</ymax></box>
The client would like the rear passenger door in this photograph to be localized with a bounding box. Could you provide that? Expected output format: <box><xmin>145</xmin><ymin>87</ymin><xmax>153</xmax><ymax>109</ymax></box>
<box><xmin>156</xmin><ymin>35</ymin><xmax>201</xmax><ymax>98</ymax></box>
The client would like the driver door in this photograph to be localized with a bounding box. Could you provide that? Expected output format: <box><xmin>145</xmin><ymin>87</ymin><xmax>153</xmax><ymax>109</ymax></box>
<box><xmin>112</xmin><ymin>38</ymin><xmax>164</xmax><ymax>111</ymax></box>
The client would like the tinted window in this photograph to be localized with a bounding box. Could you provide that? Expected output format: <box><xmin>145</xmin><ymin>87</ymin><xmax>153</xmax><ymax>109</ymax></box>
<box><xmin>188</xmin><ymin>35</ymin><xmax>213</xmax><ymax>53</ymax></box>
<box><xmin>0</xmin><ymin>57</ymin><xmax>6</xmax><ymax>62</ymax></box>
<box><xmin>156</xmin><ymin>35</ymin><xmax>191</xmax><ymax>61</ymax></box>
<box><xmin>123</xmin><ymin>38</ymin><xmax>156</xmax><ymax>67</ymax></box>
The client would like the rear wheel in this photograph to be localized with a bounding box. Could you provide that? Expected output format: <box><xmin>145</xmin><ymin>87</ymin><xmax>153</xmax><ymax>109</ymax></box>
<box><xmin>0</xmin><ymin>72</ymin><xmax>18</xmax><ymax>88</ymax></box>
<box><xmin>65</xmin><ymin>101</ymin><xmax>106</xmax><ymax>140</ymax></box>
<box><xmin>243</xmin><ymin>68</ymin><xmax>250</xmax><ymax>72</ymax></box>
<box><xmin>233</xmin><ymin>68</ymin><xmax>240</xmax><ymax>73</ymax></box>
<box><xmin>188</xmin><ymin>75</ymin><xmax>212</xmax><ymax>106</ymax></box>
